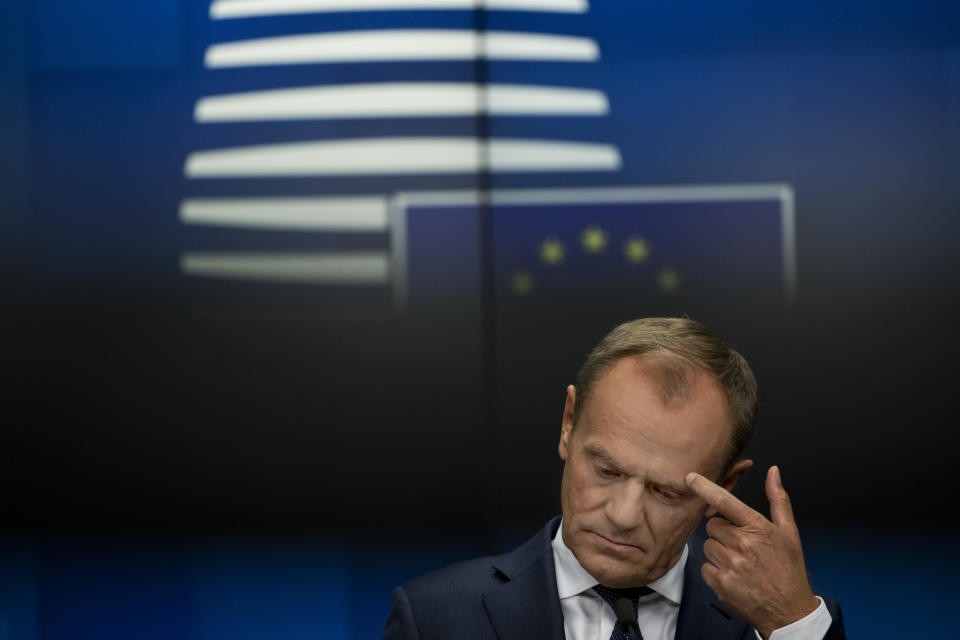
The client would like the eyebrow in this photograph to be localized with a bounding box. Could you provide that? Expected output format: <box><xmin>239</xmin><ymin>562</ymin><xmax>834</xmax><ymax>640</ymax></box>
<box><xmin>583</xmin><ymin>444</ymin><xmax>689</xmax><ymax>493</ymax></box>
<box><xmin>652</xmin><ymin>479</ymin><xmax>689</xmax><ymax>494</ymax></box>
<box><xmin>584</xmin><ymin>444</ymin><xmax>623</xmax><ymax>470</ymax></box>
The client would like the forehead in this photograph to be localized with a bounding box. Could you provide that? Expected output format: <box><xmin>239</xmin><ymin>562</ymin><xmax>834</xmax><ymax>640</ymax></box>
<box><xmin>577</xmin><ymin>356</ymin><xmax>732</xmax><ymax>477</ymax></box>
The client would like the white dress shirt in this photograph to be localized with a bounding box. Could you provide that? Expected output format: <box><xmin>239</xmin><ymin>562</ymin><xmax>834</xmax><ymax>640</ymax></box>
<box><xmin>551</xmin><ymin>522</ymin><xmax>832</xmax><ymax>640</ymax></box>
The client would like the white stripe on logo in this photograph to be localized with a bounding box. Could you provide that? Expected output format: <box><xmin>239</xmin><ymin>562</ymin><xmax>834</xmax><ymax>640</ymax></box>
<box><xmin>204</xmin><ymin>30</ymin><xmax>599</xmax><ymax>67</ymax></box>
<box><xmin>210</xmin><ymin>0</ymin><xmax>588</xmax><ymax>20</ymax></box>
<box><xmin>184</xmin><ymin>137</ymin><xmax>621</xmax><ymax>177</ymax></box>
<box><xmin>181</xmin><ymin>252</ymin><xmax>390</xmax><ymax>283</ymax></box>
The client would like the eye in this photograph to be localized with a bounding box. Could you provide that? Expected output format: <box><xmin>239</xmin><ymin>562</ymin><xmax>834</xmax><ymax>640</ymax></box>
<box><xmin>652</xmin><ymin>486</ymin><xmax>682</xmax><ymax>504</ymax></box>
<box><xmin>595</xmin><ymin>463</ymin><xmax>619</xmax><ymax>479</ymax></box>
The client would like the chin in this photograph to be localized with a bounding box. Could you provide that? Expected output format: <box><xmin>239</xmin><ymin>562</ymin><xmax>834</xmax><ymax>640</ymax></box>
<box><xmin>581</xmin><ymin>551</ymin><xmax>651</xmax><ymax>588</ymax></box>
<box><xmin>591</xmin><ymin>566</ymin><xmax>649</xmax><ymax>588</ymax></box>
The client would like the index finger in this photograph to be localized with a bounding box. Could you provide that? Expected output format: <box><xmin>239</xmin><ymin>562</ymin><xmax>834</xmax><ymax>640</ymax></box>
<box><xmin>685</xmin><ymin>472</ymin><xmax>761</xmax><ymax>527</ymax></box>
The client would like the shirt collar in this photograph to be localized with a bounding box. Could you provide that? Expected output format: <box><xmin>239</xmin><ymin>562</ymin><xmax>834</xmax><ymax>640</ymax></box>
<box><xmin>551</xmin><ymin>520</ymin><xmax>687</xmax><ymax>605</ymax></box>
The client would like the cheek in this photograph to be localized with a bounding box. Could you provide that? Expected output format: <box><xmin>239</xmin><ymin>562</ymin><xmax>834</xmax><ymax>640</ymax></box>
<box><xmin>564</xmin><ymin>465</ymin><xmax>606</xmax><ymax>514</ymax></box>
<box><xmin>646</xmin><ymin>501</ymin><xmax>703</xmax><ymax>539</ymax></box>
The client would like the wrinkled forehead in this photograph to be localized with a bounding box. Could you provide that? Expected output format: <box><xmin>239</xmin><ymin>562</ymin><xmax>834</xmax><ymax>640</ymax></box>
<box><xmin>577</xmin><ymin>355</ymin><xmax>735</xmax><ymax>475</ymax></box>
<box><xmin>581</xmin><ymin>352</ymin><xmax>718</xmax><ymax>412</ymax></box>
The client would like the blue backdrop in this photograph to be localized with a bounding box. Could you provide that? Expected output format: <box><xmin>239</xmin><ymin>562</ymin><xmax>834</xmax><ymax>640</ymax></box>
<box><xmin>4</xmin><ymin>1</ymin><xmax>960</xmax><ymax>638</ymax></box>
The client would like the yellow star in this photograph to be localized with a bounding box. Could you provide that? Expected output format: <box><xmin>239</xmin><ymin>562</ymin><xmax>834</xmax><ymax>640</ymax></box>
<box><xmin>510</xmin><ymin>271</ymin><xmax>534</xmax><ymax>296</ymax></box>
<box><xmin>580</xmin><ymin>225</ymin><xmax>608</xmax><ymax>254</ymax></box>
<box><xmin>624</xmin><ymin>236</ymin><xmax>650</xmax><ymax>264</ymax></box>
<box><xmin>657</xmin><ymin>267</ymin><xmax>681</xmax><ymax>293</ymax></box>
<box><xmin>539</xmin><ymin>237</ymin><xmax>565</xmax><ymax>266</ymax></box>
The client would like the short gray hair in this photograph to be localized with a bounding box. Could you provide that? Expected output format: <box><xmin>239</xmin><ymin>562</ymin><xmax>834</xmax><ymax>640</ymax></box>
<box><xmin>573</xmin><ymin>317</ymin><xmax>758</xmax><ymax>470</ymax></box>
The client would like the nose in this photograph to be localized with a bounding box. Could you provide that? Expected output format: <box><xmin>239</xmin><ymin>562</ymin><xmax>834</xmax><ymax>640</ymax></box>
<box><xmin>604</xmin><ymin>480</ymin><xmax>646</xmax><ymax>532</ymax></box>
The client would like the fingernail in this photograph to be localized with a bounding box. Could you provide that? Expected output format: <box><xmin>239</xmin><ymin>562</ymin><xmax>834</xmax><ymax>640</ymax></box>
<box><xmin>774</xmin><ymin>466</ymin><xmax>782</xmax><ymax>487</ymax></box>
<box><xmin>685</xmin><ymin>472</ymin><xmax>698</xmax><ymax>485</ymax></box>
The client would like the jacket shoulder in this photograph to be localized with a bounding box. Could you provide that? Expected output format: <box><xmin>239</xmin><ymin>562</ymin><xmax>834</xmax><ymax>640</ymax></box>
<box><xmin>383</xmin><ymin>519</ymin><xmax>562</xmax><ymax>640</ymax></box>
<box><xmin>385</xmin><ymin>554</ymin><xmax>508</xmax><ymax>640</ymax></box>
<box><xmin>402</xmin><ymin>552</ymin><xmax>507</xmax><ymax>604</ymax></box>
<box><xmin>402</xmin><ymin>517</ymin><xmax>560</xmax><ymax>604</ymax></box>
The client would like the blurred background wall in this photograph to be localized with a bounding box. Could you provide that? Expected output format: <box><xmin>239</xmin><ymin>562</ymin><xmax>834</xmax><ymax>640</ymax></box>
<box><xmin>2</xmin><ymin>1</ymin><xmax>959</xmax><ymax>638</ymax></box>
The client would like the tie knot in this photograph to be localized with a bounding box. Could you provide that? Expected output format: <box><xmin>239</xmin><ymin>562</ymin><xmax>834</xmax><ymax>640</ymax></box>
<box><xmin>592</xmin><ymin>584</ymin><xmax>654</xmax><ymax>613</ymax></box>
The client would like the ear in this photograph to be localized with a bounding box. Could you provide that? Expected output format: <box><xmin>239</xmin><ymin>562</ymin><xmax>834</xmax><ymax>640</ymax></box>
<box><xmin>705</xmin><ymin>458</ymin><xmax>753</xmax><ymax>517</ymax></box>
<box><xmin>559</xmin><ymin>385</ymin><xmax>576</xmax><ymax>461</ymax></box>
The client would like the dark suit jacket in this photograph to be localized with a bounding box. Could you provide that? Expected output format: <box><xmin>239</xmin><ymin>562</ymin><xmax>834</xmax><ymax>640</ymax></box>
<box><xmin>383</xmin><ymin>517</ymin><xmax>845</xmax><ymax>640</ymax></box>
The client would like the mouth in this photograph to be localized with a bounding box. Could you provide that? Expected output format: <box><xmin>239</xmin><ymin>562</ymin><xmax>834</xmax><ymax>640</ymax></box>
<box><xmin>591</xmin><ymin>531</ymin><xmax>643</xmax><ymax>554</ymax></box>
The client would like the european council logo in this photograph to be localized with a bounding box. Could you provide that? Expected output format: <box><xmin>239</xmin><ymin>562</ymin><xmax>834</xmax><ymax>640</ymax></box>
<box><xmin>178</xmin><ymin>1</ymin><xmax>793</xmax><ymax>314</ymax></box>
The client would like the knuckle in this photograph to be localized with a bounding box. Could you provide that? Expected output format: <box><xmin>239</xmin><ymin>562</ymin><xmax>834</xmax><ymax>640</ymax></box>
<box><xmin>706</xmin><ymin>517</ymin><xmax>722</xmax><ymax>535</ymax></box>
<box><xmin>703</xmin><ymin>538</ymin><xmax>719</xmax><ymax>558</ymax></box>
<box><xmin>732</xmin><ymin>534</ymin><xmax>750</xmax><ymax>553</ymax></box>
<box><xmin>713</xmin><ymin>569</ymin><xmax>732</xmax><ymax>592</ymax></box>
<box><xmin>732</xmin><ymin>552</ymin><xmax>751</xmax><ymax>570</ymax></box>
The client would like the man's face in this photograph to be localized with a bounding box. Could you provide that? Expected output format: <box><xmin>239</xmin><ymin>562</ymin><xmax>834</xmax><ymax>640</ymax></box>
<box><xmin>558</xmin><ymin>356</ymin><xmax>749</xmax><ymax>588</ymax></box>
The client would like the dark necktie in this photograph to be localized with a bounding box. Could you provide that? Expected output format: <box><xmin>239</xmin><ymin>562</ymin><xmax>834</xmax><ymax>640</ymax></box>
<box><xmin>592</xmin><ymin>584</ymin><xmax>654</xmax><ymax>640</ymax></box>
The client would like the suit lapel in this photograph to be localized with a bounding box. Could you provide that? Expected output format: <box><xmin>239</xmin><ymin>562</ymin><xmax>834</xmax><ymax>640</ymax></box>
<box><xmin>481</xmin><ymin>517</ymin><xmax>565</xmax><ymax>640</ymax></box>
<box><xmin>675</xmin><ymin>537</ymin><xmax>750</xmax><ymax>640</ymax></box>
<box><xmin>478</xmin><ymin>521</ymin><xmax>752</xmax><ymax>640</ymax></box>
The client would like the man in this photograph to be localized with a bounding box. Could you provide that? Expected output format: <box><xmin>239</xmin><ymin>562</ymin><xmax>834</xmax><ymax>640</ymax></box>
<box><xmin>383</xmin><ymin>318</ymin><xmax>845</xmax><ymax>640</ymax></box>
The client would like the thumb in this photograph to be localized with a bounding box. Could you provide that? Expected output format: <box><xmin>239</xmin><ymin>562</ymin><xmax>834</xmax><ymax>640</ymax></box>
<box><xmin>766</xmin><ymin>466</ymin><xmax>798</xmax><ymax>533</ymax></box>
